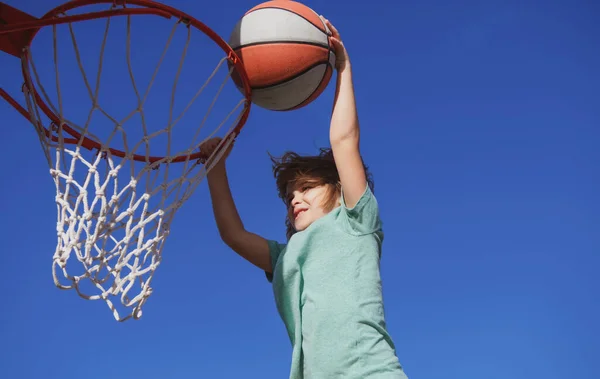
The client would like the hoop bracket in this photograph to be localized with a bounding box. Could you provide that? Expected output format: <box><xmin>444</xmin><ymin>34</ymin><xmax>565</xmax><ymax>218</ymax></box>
<box><xmin>0</xmin><ymin>2</ymin><xmax>38</xmax><ymax>58</ymax></box>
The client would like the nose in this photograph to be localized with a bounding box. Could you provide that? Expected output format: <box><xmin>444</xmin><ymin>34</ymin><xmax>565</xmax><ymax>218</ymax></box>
<box><xmin>290</xmin><ymin>191</ymin><xmax>302</xmax><ymax>206</ymax></box>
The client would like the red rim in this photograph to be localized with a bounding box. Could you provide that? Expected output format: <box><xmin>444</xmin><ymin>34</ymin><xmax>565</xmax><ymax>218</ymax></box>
<box><xmin>4</xmin><ymin>0</ymin><xmax>252</xmax><ymax>164</ymax></box>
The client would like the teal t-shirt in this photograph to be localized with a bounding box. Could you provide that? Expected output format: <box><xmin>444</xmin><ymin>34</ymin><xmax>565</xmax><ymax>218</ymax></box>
<box><xmin>267</xmin><ymin>186</ymin><xmax>408</xmax><ymax>379</ymax></box>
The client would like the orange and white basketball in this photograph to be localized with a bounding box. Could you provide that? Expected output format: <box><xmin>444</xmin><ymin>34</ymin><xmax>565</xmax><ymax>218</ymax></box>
<box><xmin>229</xmin><ymin>1</ymin><xmax>336</xmax><ymax>111</ymax></box>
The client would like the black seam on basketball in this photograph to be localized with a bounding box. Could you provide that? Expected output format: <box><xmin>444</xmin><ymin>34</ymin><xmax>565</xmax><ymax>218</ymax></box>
<box><xmin>251</xmin><ymin>60</ymin><xmax>332</xmax><ymax>90</ymax></box>
<box><xmin>233</xmin><ymin>40</ymin><xmax>329</xmax><ymax>50</ymax></box>
<box><xmin>244</xmin><ymin>6</ymin><xmax>329</xmax><ymax>37</ymax></box>
<box><xmin>291</xmin><ymin>49</ymin><xmax>334</xmax><ymax>109</ymax></box>
<box><xmin>290</xmin><ymin>66</ymin><xmax>330</xmax><ymax>110</ymax></box>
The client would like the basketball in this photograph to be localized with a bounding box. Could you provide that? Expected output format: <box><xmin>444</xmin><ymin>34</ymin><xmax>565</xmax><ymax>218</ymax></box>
<box><xmin>228</xmin><ymin>1</ymin><xmax>336</xmax><ymax>111</ymax></box>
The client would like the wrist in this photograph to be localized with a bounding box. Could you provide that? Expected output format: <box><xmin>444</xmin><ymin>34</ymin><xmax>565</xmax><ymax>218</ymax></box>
<box><xmin>337</xmin><ymin>61</ymin><xmax>351</xmax><ymax>74</ymax></box>
<box><xmin>207</xmin><ymin>161</ymin><xmax>226</xmax><ymax>177</ymax></box>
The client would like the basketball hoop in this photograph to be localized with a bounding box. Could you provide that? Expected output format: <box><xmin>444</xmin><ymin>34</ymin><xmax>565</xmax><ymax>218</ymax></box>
<box><xmin>0</xmin><ymin>0</ymin><xmax>252</xmax><ymax>321</ymax></box>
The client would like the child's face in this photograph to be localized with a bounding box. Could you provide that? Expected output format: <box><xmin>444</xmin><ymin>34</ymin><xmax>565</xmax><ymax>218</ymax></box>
<box><xmin>287</xmin><ymin>184</ymin><xmax>331</xmax><ymax>232</ymax></box>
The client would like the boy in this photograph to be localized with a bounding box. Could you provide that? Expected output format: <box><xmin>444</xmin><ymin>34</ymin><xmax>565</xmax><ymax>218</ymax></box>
<box><xmin>201</xmin><ymin>19</ymin><xmax>407</xmax><ymax>379</ymax></box>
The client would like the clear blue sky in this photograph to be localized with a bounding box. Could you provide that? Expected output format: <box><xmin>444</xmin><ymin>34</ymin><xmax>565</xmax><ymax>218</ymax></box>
<box><xmin>0</xmin><ymin>0</ymin><xmax>598</xmax><ymax>378</ymax></box>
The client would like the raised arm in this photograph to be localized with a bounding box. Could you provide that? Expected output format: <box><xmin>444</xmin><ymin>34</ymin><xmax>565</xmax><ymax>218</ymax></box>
<box><xmin>325</xmin><ymin>19</ymin><xmax>367</xmax><ymax>209</ymax></box>
<box><xmin>201</xmin><ymin>137</ymin><xmax>272</xmax><ymax>272</ymax></box>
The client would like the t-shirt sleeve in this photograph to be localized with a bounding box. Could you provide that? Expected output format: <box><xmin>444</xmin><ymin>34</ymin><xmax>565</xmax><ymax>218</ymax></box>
<box><xmin>265</xmin><ymin>239</ymin><xmax>286</xmax><ymax>283</ymax></box>
<box><xmin>338</xmin><ymin>185</ymin><xmax>382</xmax><ymax>236</ymax></box>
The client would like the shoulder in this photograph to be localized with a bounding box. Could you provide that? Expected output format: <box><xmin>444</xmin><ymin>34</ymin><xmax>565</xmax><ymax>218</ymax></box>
<box><xmin>336</xmin><ymin>185</ymin><xmax>381</xmax><ymax>236</ymax></box>
<box><xmin>342</xmin><ymin>184</ymin><xmax>378</xmax><ymax>213</ymax></box>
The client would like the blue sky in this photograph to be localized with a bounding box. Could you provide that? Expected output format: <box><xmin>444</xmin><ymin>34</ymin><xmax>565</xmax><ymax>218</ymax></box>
<box><xmin>0</xmin><ymin>0</ymin><xmax>598</xmax><ymax>378</ymax></box>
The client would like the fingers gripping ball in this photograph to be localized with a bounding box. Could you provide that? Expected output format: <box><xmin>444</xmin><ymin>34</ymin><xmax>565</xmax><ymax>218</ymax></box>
<box><xmin>229</xmin><ymin>1</ymin><xmax>336</xmax><ymax>111</ymax></box>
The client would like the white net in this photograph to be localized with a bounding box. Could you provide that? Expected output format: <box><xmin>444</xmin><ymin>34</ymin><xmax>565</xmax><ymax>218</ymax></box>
<box><xmin>18</xmin><ymin>4</ymin><xmax>248</xmax><ymax>321</ymax></box>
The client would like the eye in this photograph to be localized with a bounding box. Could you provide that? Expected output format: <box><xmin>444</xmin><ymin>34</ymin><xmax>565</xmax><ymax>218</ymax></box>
<box><xmin>286</xmin><ymin>185</ymin><xmax>313</xmax><ymax>204</ymax></box>
<box><xmin>286</xmin><ymin>192</ymin><xmax>294</xmax><ymax>204</ymax></box>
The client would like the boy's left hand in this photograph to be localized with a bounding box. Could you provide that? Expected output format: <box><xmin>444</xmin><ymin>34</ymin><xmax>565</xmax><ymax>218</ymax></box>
<box><xmin>321</xmin><ymin>17</ymin><xmax>349</xmax><ymax>71</ymax></box>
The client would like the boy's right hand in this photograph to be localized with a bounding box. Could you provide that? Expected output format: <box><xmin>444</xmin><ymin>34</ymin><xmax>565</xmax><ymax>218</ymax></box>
<box><xmin>199</xmin><ymin>136</ymin><xmax>233</xmax><ymax>165</ymax></box>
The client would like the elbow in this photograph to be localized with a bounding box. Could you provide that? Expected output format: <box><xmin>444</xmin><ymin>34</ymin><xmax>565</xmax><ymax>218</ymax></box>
<box><xmin>221</xmin><ymin>235</ymin><xmax>241</xmax><ymax>253</ymax></box>
<box><xmin>330</xmin><ymin>131</ymin><xmax>359</xmax><ymax>148</ymax></box>
<box><xmin>219</xmin><ymin>230</ymin><xmax>236</xmax><ymax>248</ymax></box>
<box><xmin>219</xmin><ymin>227</ymin><xmax>244</xmax><ymax>249</ymax></box>
<box><xmin>330</xmin><ymin>123</ymin><xmax>359</xmax><ymax>147</ymax></box>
